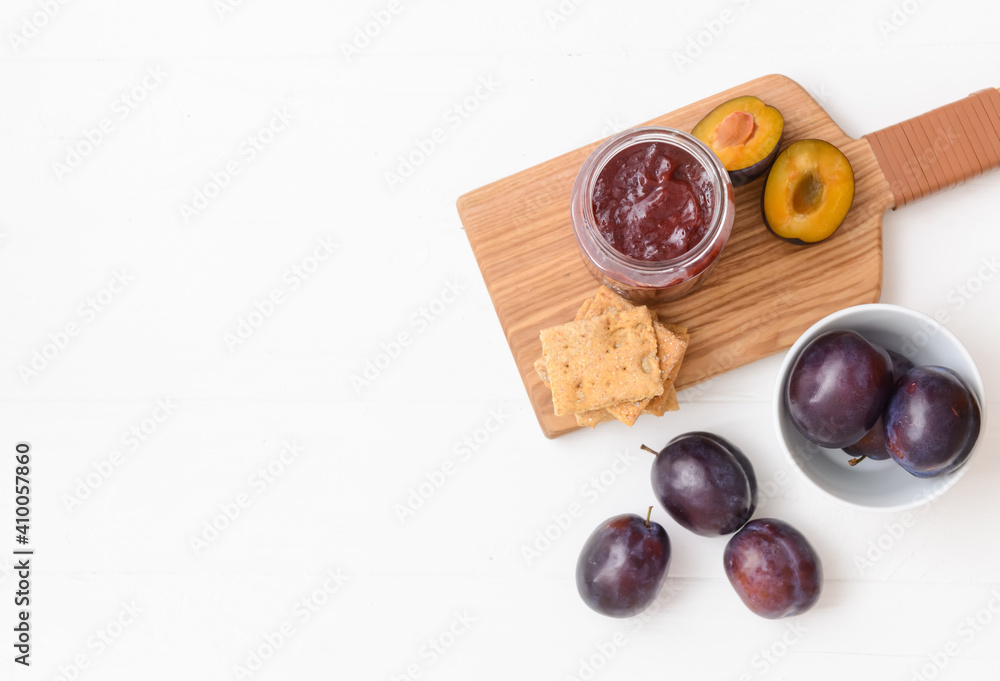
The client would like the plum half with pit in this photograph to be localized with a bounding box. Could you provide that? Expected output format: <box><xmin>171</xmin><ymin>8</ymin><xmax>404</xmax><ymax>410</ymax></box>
<box><xmin>885</xmin><ymin>366</ymin><xmax>981</xmax><ymax>477</ymax></box>
<box><xmin>785</xmin><ymin>330</ymin><xmax>894</xmax><ymax>449</ymax></box>
<box><xmin>692</xmin><ymin>95</ymin><xmax>783</xmax><ymax>186</ymax></box>
<box><xmin>576</xmin><ymin>509</ymin><xmax>671</xmax><ymax>618</ymax></box>
<box><xmin>723</xmin><ymin>518</ymin><xmax>822</xmax><ymax>619</ymax></box>
<box><xmin>645</xmin><ymin>432</ymin><xmax>757</xmax><ymax>536</ymax></box>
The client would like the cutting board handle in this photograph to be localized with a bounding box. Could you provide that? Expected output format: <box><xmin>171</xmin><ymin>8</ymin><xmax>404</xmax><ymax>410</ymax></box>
<box><xmin>864</xmin><ymin>88</ymin><xmax>1000</xmax><ymax>209</ymax></box>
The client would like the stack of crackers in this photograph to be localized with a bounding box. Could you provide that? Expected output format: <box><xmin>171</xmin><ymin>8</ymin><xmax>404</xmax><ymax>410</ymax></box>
<box><xmin>534</xmin><ymin>286</ymin><xmax>689</xmax><ymax>428</ymax></box>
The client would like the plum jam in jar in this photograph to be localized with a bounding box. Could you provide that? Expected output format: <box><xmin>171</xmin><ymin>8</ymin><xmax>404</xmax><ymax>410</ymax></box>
<box><xmin>571</xmin><ymin>126</ymin><xmax>736</xmax><ymax>303</ymax></box>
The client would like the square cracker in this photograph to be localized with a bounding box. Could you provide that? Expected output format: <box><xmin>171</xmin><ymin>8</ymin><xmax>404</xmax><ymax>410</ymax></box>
<box><xmin>575</xmin><ymin>286</ymin><xmax>633</xmax><ymax>321</ymax></box>
<box><xmin>645</xmin><ymin>326</ymin><xmax>689</xmax><ymax>416</ymax></box>
<box><xmin>575</xmin><ymin>408</ymin><xmax>616</xmax><ymax>428</ymax></box>
<box><xmin>575</xmin><ymin>287</ymin><xmax>686</xmax><ymax>426</ymax></box>
<box><xmin>573</xmin><ymin>288</ymin><xmax>651</xmax><ymax>425</ymax></box>
<box><xmin>538</xmin><ymin>350</ymin><xmax>632</xmax><ymax>428</ymax></box>
<box><xmin>533</xmin><ymin>357</ymin><xmax>549</xmax><ymax>384</ymax></box>
<box><xmin>540</xmin><ymin>306</ymin><xmax>662</xmax><ymax>416</ymax></box>
<box><xmin>610</xmin><ymin>322</ymin><xmax>686</xmax><ymax>424</ymax></box>
<box><xmin>536</xmin><ymin>355</ymin><xmax>613</xmax><ymax>427</ymax></box>
<box><xmin>645</xmin><ymin>383</ymin><xmax>680</xmax><ymax>416</ymax></box>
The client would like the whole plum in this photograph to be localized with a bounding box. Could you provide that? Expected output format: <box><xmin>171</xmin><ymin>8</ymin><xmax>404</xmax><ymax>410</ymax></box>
<box><xmin>785</xmin><ymin>330</ymin><xmax>894</xmax><ymax>448</ymax></box>
<box><xmin>885</xmin><ymin>366</ymin><xmax>981</xmax><ymax>477</ymax></box>
<box><xmin>887</xmin><ymin>349</ymin><xmax>915</xmax><ymax>379</ymax></box>
<box><xmin>576</xmin><ymin>510</ymin><xmax>671</xmax><ymax>618</ymax></box>
<box><xmin>723</xmin><ymin>518</ymin><xmax>822</xmax><ymax>619</ymax></box>
<box><xmin>646</xmin><ymin>433</ymin><xmax>757</xmax><ymax>536</ymax></box>
<box><xmin>842</xmin><ymin>350</ymin><xmax>913</xmax><ymax>465</ymax></box>
<box><xmin>843</xmin><ymin>416</ymin><xmax>892</xmax><ymax>464</ymax></box>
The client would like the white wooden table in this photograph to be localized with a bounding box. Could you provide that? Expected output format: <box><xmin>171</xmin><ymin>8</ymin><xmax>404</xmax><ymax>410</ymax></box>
<box><xmin>2</xmin><ymin>0</ymin><xmax>998</xmax><ymax>678</ymax></box>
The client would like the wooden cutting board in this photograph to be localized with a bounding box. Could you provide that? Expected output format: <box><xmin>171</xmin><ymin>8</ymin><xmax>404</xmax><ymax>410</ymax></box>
<box><xmin>457</xmin><ymin>74</ymin><xmax>1000</xmax><ymax>438</ymax></box>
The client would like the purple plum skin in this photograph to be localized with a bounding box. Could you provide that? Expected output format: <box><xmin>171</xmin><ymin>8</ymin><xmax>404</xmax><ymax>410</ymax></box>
<box><xmin>651</xmin><ymin>432</ymin><xmax>757</xmax><ymax>536</ymax></box>
<box><xmin>842</xmin><ymin>415</ymin><xmax>891</xmax><ymax>460</ymax></box>
<box><xmin>887</xmin><ymin>350</ymin><xmax>915</xmax><ymax>379</ymax></box>
<box><xmin>885</xmin><ymin>366</ymin><xmax>981</xmax><ymax>478</ymax></box>
<box><xmin>785</xmin><ymin>330</ymin><xmax>894</xmax><ymax>448</ymax></box>
<box><xmin>723</xmin><ymin>518</ymin><xmax>823</xmax><ymax>619</ymax></box>
<box><xmin>729</xmin><ymin>141</ymin><xmax>780</xmax><ymax>187</ymax></box>
<box><xmin>841</xmin><ymin>349</ymin><xmax>914</xmax><ymax>461</ymax></box>
<box><xmin>577</xmin><ymin>513</ymin><xmax>671</xmax><ymax>618</ymax></box>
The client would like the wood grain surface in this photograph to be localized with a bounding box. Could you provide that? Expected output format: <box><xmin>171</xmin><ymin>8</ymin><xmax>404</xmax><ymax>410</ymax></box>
<box><xmin>458</xmin><ymin>74</ymin><xmax>896</xmax><ymax>438</ymax></box>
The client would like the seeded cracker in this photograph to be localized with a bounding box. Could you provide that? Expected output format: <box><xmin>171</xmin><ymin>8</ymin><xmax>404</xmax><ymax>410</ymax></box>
<box><xmin>645</xmin><ymin>383</ymin><xmax>680</xmax><ymax>416</ymax></box>
<box><xmin>536</xmin><ymin>356</ymin><xmax>617</xmax><ymax>428</ymax></box>
<box><xmin>645</xmin><ymin>326</ymin><xmax>689</xmax><ymax>416</ymax></box>
<box><xmin>533</xmin><ymin>357</ymin><xmax>549</xmax><ymax>384</ymax></box>
<box><xmin>573</xmin><ymin>287</ymin><xmax>685</xmax><ymax>426</ymax></box>
<box><xmin>574</xmin><ymin>286</ymin><xmax>631</xmax><ymax>321</ymax></box>
<box><xmin>540</xmin><ymin>306</ymin><xmax>662</xmax><ymax>417</ymax></box>
<box><xmin>534</xmin><ymin>355</ymin><xmax>616</xmax><ymax>427</ymax></box>
<box><xmin>575</xmin><ymin>408</ymin><xmax>617</xmax><ymax>428</ymax></box>
<box><xmin>573</xmin><ymin>288</ymin><xmax>646</xmax><ymax>425</ymax></box>
<box><xmin>572</xmin><ymin>287</ymin><xmax>644</xmax><ymax>426</ymax></box>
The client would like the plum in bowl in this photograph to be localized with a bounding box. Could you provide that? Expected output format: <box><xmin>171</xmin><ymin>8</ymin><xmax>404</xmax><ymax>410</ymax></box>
<box><xmin>774</xmin><ymin>304</ymin><xmax>986</xmax><ymax>511</ymax></box>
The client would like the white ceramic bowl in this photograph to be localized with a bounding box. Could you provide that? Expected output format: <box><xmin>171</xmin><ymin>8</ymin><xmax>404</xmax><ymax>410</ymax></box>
<box><xmin>775</xmin><ymin>304</ymin><xmax>987</xmax><ymax>512</ymax></box>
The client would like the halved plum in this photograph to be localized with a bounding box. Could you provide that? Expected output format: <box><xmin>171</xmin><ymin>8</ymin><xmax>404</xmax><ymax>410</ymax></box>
<box><xmin>692</xmin><ymin>95</ymin><xmax>783</xmax><ymax>186</ymax></box>
<box><xmin>762</xmin><ymin>139</ymin><xmax>855</xmax><ymax>244</ymax></box>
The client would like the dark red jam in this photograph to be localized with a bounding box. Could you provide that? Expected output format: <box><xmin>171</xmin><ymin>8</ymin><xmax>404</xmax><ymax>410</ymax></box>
<box><xmin>592</xmin><ymin>142</ymin><xmax>715</xmax><ymax>262</ymax></box>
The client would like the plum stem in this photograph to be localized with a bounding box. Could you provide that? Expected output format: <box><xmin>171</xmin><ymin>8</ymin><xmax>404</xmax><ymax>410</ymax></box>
<box><xmin>645</xmin><ymin>506</ymin><xmax>653</xmax><ymax>527</ymax></box>
<box><xmin>848</xmin><ymin>455</ymin><xmax>867</xmax><ymax>467</ymax></box>
<box><xmin>640</xmin><ymin>444</ymin><xmax>658</xmax><ymax>456</ymax></box>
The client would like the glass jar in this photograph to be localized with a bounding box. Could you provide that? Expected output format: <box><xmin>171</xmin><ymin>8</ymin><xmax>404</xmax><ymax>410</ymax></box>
<box><xmin>570</xmin><ymin>126</ymin><xmax>736</xmax><ymax>304</ymax></box>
